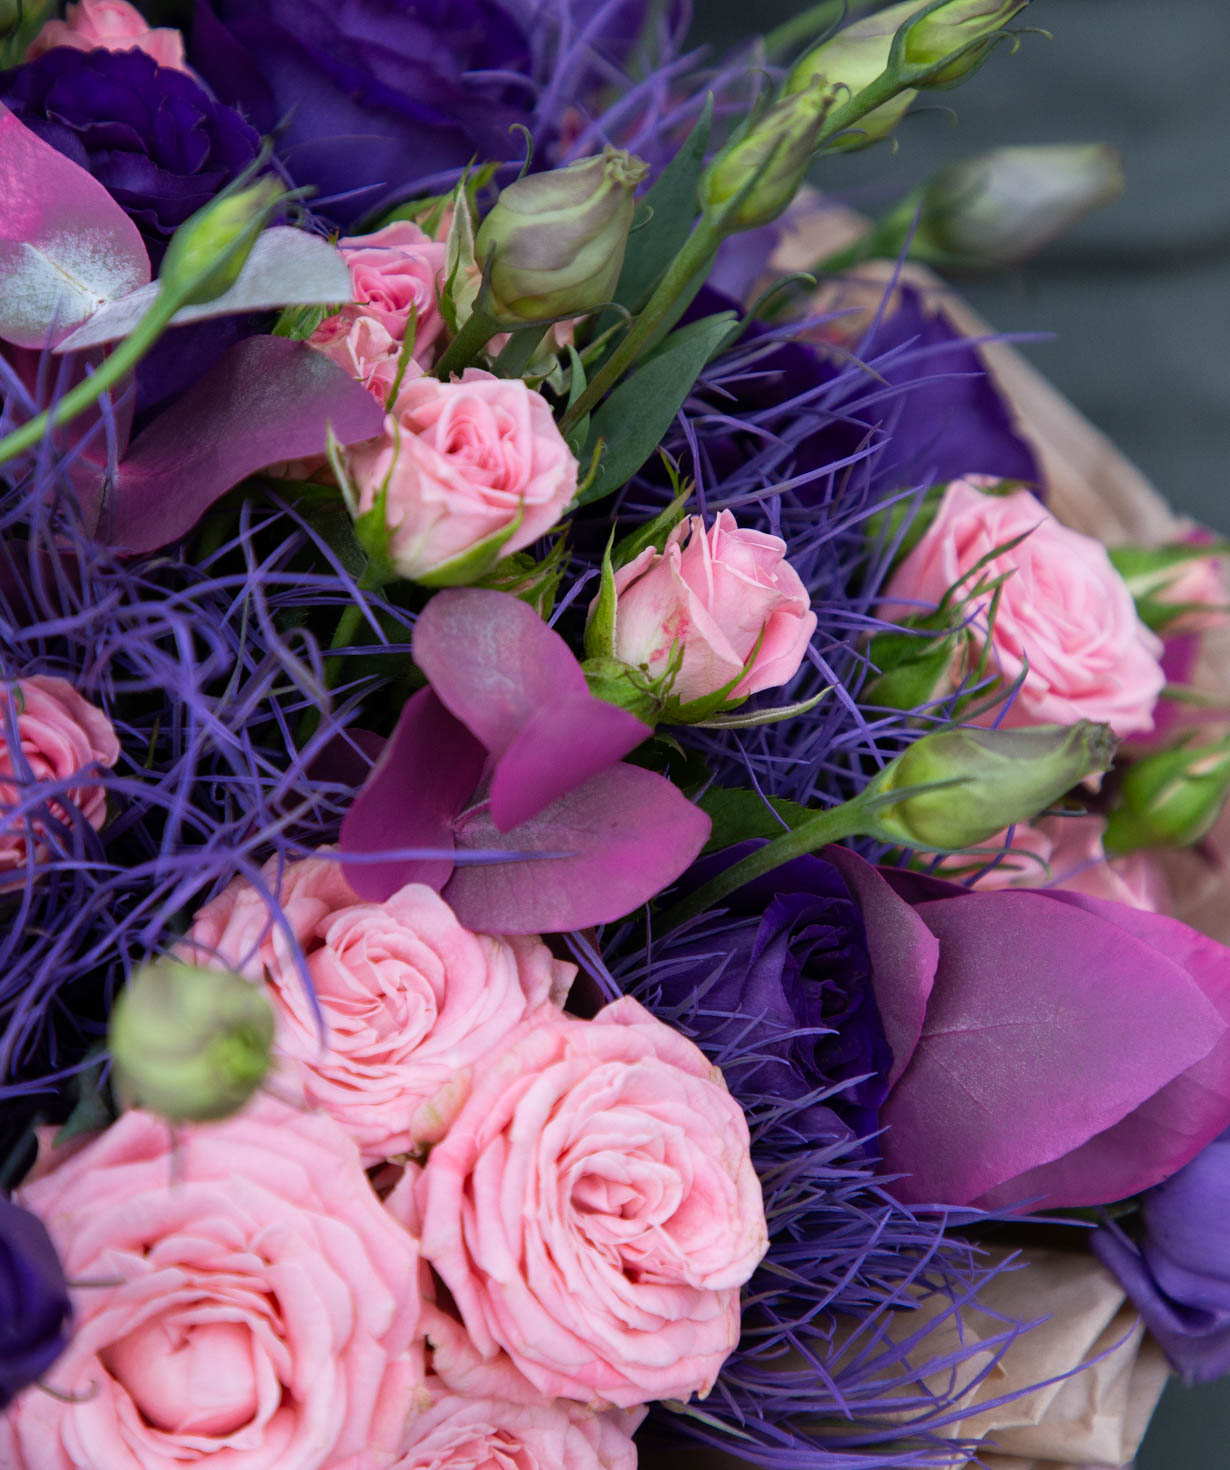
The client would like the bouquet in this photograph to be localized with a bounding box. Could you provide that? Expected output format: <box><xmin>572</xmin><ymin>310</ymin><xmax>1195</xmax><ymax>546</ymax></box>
<box><xmin>1</xmin><ymin>3</ymin><xmax>1228</xmax><ymax>1468</ymax></box>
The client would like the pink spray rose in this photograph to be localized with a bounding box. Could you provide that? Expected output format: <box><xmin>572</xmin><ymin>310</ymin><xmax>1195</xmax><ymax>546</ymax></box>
<box><xmin>182</xmin><ymin>852</ymin><xmax>575</xmax><ymax>1162</ymax></box>
<box><xmin>881</xmin><ymin>477</ymin><xmax>1166</xmax><ymax>735</ymax></box>
<box><xmin>0</xmin><ymin>675</ymin><xmax>120</xmax><ymax>872</ymax></box>
<box><xmin>349</xmin><ymin>370</ymin><xmax>578</xmax><ymax>582</ymax></box>
<box><xmin>416</xmin><ymin>996</ymin><xmax>768</xmax><ymax>1409</ymax></box>
<box><xmin>309</xmin><ymin>310</ymin><xmax>405</xmax><ymax>404</ymax></box>
<box><xmin>30</xmin><ymin>0</ymin><xmax>188</xmax><ymax>70</ymax></box>
<box><xmin>0</xmin><ymin>1099</ymin><xmax>422</xmax><ymax>1470</ymax></box>
<box><xmin>600</xmin><ymin>510</ymin><xmax>817</xmax><ymax>704</ymax></box>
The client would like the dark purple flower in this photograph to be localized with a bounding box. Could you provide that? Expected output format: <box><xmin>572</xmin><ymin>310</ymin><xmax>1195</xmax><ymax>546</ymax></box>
<box><xmin>188</xmin><ymin>0</ymin><xmax>534</xmax><ymax>225</ymax></box>
<box><xmin>1093</xmin><ymin>1128</ymin><xmax>1230</xmax><ymax>1383</ymax></box>
<box><xmin>0</xmin><ymin>1194</ymin><xmax>71</xmax><ymax>1409</ymax></box>
<box><xmin>652</xmin><ymin>846</ymin><xmax>892</xmax><ymax>1139</ymax></box>
<box><xmin>0</xmin><ymin>47</ymin><xmax>260</xmax><ymax>264</ymax></box>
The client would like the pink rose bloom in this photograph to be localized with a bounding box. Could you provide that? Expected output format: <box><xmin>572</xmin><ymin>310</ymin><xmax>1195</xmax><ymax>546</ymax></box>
<box><xmin>0</xmin><ymin>1099</ymin><xmax>421</xmax><ymax>1470</ymax></box>
<box><xmin>0</xmin><ymin>675</ymin><xmax>120</xmax><ymax>872</ymax></box>
<box><xmin>182</xmin><ymin>852</ymin><xmax>574</xmax><ymax>1162</ymax></box>
<box><xmin>311</xmin><ymin>222</ymin><xmax>448</xmax><ymax>366</ymax></box>
<box><xmin>600</xmin><ymin>510</ymin><xmax>816</xmax><ymax>704</ymax></box>
<box><xmin>416</xmin><ymin>996</ymin><xmax>767</xmax><ymax>1409</ymax></box>
<box><xmin>1155</xmin><ymin>535</ymin><xmax>1229</xmax><ymax>636</ymax></box>
<box><xmin>349</xmin><ymin>370</ymin><xmax>578</xmax><ymax>582</ymax></box>
<box><xmin>881</xmin><ymin>477</ymin><xmax>1165</xmax><ymax>735</ymax></box>
<box><xmin>385</xmin><ymin>1388</ymin><xmax>641</xmax><ymax>1470</ymax></box>
<box><xmin>309</xmin><ymin>309</ymin><xmax>407</xmax><ymax>405</ymax></box>
<box><xmin>30</xmin><ymin>0</ymin><xmax>188</xmax><ymax>70</ymax></box>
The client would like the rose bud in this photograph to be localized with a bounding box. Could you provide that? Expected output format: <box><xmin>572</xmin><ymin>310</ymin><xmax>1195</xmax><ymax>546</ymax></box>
<box><xmin>29</xmin><ymin>0</ymin><xmax>188</xmax><ymax>71</ymax></box>
<box><xmin>592</xmin><ymin>509</ymin><xmax>816</xmax><ymax>711</ymax></box>
<box><xmin>1104</xmin><ymin>739</ymin><xmax>1230</xmax><ymax>855</ymax></box>
<box><xmin>108</xmin><ymin>959</ymin><xmax>274</xmax><ymax>1123</ymax></box>
<box><xmin>700</xmin><ymin>84</ymin><xmax>832</xmax><ymax>230</ymax></box>
<box><xmin>475</xmin><ymin>147</ymin><xmax>648</xmax><ymax>324</ymax></box>
<box><xmin>0</xmin><ymin>1194</ymin><xmax>71</xmax><ymax>1410</ymax></box>
<box><xmin>157</xmin><ymin>175</ymin><xmax>282</xmax><ymax>307</ymax></box>
<box><xmin>865</xmin><ymin>721</ymin><xmax>1117</xmax><ymax>851</ymax></box>
<box><xmin>912</xmin><ymin>143</ymin><xmax>1124</xmax><ymax>270</ymax></box>
<box><xmin>903</xmin><ymin>0</ymin><xmax>1030</xmax><ymax>87</ymax></box>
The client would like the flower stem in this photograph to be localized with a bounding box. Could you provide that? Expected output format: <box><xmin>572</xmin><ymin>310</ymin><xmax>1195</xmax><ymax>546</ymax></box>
<box><xmin>434</xmin><ymin>306</ymin><xmax>501</xmax><ymax>381</ymax></box>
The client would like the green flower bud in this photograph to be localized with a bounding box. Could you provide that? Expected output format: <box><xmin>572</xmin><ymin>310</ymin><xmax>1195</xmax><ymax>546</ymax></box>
<box><xmin>912</xmin><ymin>144</ymin><xmax>1123</xmax><ymax>269</ymax></box>
<box><xmin>109</xmin><ymin>960</ymin><xmax>274</xmax><ymax>1123</ymax></box>
<box><xmin>700</xmin><ymin>85</ymin><xmax>832</xmax><ymax>230</ymax></box>
<box><xmin>865</xmin><ymin>721</ymin><xmax>1116</xmax><ymax>850</ymax></box>
<box><xmin>903</xmin><ymin>0</ymin><xmax>1030</xmax><ymax>88</ymax></box>
<box><xmin>1104</xmin><ymin>741</ymin><xmax>1230</xmax><ymax>854</ymax></box>
<box><xmin>158</xmin><ymin>176</ymin><xmax>283</xmax><ymax>308</ymax></box>
<box><xmin>475</xmin><ymin>147</ymin><xmax>649</xmax><ymax>324</ymax></box>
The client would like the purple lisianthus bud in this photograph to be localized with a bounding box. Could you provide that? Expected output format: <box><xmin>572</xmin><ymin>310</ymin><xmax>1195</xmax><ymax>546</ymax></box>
<box><xmin>188</xmin><ymin>0</ymin><xmax>534</xmax><ymax>226</ymax></box>
<box><xmin>0</xmin><ymin>46</ymin><xmax>260</xmax><ymax>264</ymax></box>
<box><xmin>0</xmin><ymin>1194</ymin><xmax>71</xmax><ymax>1409</ymax></box>
<box><xmin>1093</xmin><ymin>1128</ymin><xmax>1230</xmax><ymax>1382</ymax></box>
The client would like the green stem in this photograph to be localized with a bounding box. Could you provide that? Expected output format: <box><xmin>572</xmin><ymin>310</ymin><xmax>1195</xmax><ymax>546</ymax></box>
<box><xmin>493</xmin><ymin>324</ymin><xmax>549</xmax><ymax>379</ymax></box>
<box><xmin>657</xmin><ymin>798</ymin><xmax>869</xmax><ymax>931</ymax></box>
<box><xmin>434</xmin><ymin>306</ymin><xmax>501</xmax><ymax>380</ymax></box>
<box><xmin>299</xmin><ymin>570</ymin><xmax>386</xmax><ymax>743</ymax></box>
<box><xmin>560</xmin><ymin>214</ymin><xmax>725</xmax><ymax>436</ymax></box>
<box><xmin>0</xmin><ymin>293</ymin><xmax>181</xmax><ymax>470</ymax></box>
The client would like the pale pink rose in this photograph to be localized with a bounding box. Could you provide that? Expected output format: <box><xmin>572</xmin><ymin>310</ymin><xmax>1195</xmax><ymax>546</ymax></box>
<box><xmin>416</xmin><ymin>996</ymin><xmax>768</xmax><ymax>1409</ymax></box>
<box><xmin>385</xmin><ymin>1386</ymin><xmax>642</xmax><ymax>1470</ymax></box>
<box><xmin>882</xmin><ymin>477</ymin><xmax>1166</xmax><ymax>735</ymax></box>
<box><xmin>30</xmin><ymin>0</ymin><xmax>188</xmax><ymax>70</ymax></box>
<box><xmin>341</xmin><ymin>222</ymin><xmax>447</xmax><ymax>352</ymax></box>
<box><xmin>0</xmin><ymin>675</ymin><xmax>120</xmax><ymax>872</ymax></box>
<box><xmin>601</xmin><ymin>510</ymin><xmax>817</xmax><ymax>704</ymax></box>
<box><xmin>1</xmin><ymin>1098</ymin><xmax>422</xmax><ymax>1470</ymax></box>
<box><xmin>1154</xmin><ymin>535</ymin><xmax>1229</xmax><ymax>635</ymax></box>
<box><xmin>349</xmin><ymin>370</ymin><xmax>578</xmax><ymax>581</ymax></box>
<box><xmin>182</xmin><ymin>852</ymin><xmax>575</xmax><ymax>1162</ymax></box>
<box><xmin>309</xmin><ymin>309</ymin><xmax>409</xmax><ymax>405</ymax></box>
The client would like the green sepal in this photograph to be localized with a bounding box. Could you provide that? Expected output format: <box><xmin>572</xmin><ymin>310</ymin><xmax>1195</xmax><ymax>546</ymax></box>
<box><xmin>584</xmin><ymin>533</ymin><xmax>619</xmax><ymax>660</ymax></box>
<box><xmin>611</xmin><ymin>473</ymin><xmax>692</xmax><ymax>568</ymax></box>
<box><xmin>414</xmin><ymin>504</ymin><xmax>526</xmax><ymax>588</ymax></box>
<box><xmin>863</xmin><ymin>620</ymin><xmax>962</xmax><ymax>710</ymax></box>
<box><xmin>475</xmin><ymin>535</ymin><xmax>569</xmax><ymax>618</ymax></box>
<box><xmin>581</xmin><ymin>657</ymin><xmax>662</xmax><ymax>726</ymax></box>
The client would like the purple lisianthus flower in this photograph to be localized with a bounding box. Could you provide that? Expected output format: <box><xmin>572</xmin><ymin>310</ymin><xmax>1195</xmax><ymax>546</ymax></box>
<box><xmin>1093</xmin><ymin>1128</ymin><xmax>1230</xmax><ymax>1382</ymax></box>
<box><xmin>652</xmin><ymin>847</ymin><xmax>892</xmax><ymax>1140</ymax></box>
<box><xmin>0</xmin><ymin>1194</ymin><xmax>71</xmax><ymax>1409</ymax></box>
<box><xmin>188</xmin><ymin>0</ymin><xmax>534</xmax><ymax>225</ymax></box>
<box><xmin>0</xmin><ymin>46</ymin><xmax>260</xmax><ymax>264</ymax></box>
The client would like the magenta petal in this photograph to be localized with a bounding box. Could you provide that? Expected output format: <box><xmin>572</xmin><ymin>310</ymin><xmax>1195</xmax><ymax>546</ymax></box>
<box><xmin>824</xmin><ymin>848</ymin><xmax>940</xmax><ymax>1089</ymax></box>
<box><xmin>340</xmin><ymin>689</ymin><xmax>485</xmax><ymax>901</ymax></box>
<box><xmin>880</xmin><ymin>889</ymin><xmax>1227</xmax><ymax>1209</ymax></box>
<box><xmin>99</xmin><ymin>336</ymin><xmax>384</xmax><ymax>551</ymax></box>
<box><xmin>443</xmin><ymin>764</ymin><xmax>711</xmax><ymax>933</ymax></box>
<box><xmin>489</xmin><ymin>692</ymin><xmax>651</xmax><ymax>832</ymax></box>
<box><xmin>0</xmin><ymin>104</ymin><xmax>149</xmax><ymax>347</ymax></box>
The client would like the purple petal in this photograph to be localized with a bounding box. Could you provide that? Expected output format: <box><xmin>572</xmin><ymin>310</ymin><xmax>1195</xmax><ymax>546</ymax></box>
<box><xmin>0</xmin><ymin>103</ymin><xmax>149</xmax><ymax>347</ymax></box>
<box><xmin>443</xmin><ymin>764</ymin><xmax>711</xmax><ymax>933</ymax></box>
<box><xmin>880</xmin><ymin>889</ymin><xmax>1227</xmax><ymax>1209</ymax></box>
<box><xmin>340</xmin><ymin>689</ymin><xmax>485</xmax><ymax>901</ymax></box>
<box><xmin>99</xmin><ymin>336</ymin><xmax>383</xmax><ymax>551</ymax></box>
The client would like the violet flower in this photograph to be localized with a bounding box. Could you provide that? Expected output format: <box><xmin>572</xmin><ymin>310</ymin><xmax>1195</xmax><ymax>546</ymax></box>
<box><xmin>340</xmin><ymin>588</ymin><xmax>711</xmax><ymax>932</ymax></box>
<box><xmin>0</xmin><ymin>1194</ymin><xmax>71</xmax><ymax>1410</ymax></box>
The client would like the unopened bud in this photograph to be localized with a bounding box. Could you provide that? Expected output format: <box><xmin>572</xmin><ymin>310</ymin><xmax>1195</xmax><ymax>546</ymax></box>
<box><xmin>913</xmin><ymin>144</ymin><xmax>1123</xmax><ymax>269</ymax></box>
<box><xmin>158</xmin><ymin>176</ymin><xmax>282</xmax><ymax>307</ymax></box>
<box><xmin>700</xmin><ymin>86</ymin><xmax>831</xmax><ymax>231</ymax></box>
<box><xmin>476</xmin><ymin>147</ymin><xmax>648</xmax><ymax>323</ymax></box>
<box><xmin>866</xmin><ymin>721</ymin><xmax>1116</xmax><ymax>850</ymax></box>
<box><xmin>1104</xmin><ymin>741</ymin><xmax>1230</xmax><ymax>854</ymax></box>
<box><xmin>903</xmin><ymin>0</ymin><xmax>1030</xmax><ymax>88</ymax></box>
<box><xmin>0</xmin><ymin>0</ymin><xmax>19</xmax><ymax>33</ymax></box>
<box><xmin>109</xmin><ymin>960</ymin><xmax>274</xmax><ymax>1123</ymax></box>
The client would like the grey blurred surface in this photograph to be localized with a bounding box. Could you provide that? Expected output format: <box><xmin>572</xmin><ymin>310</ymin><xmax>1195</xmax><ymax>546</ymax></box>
<box><xmin>687</xmin><ymin>2</ymin><xmax>1230</xmax><ymax>1466</ymax></box>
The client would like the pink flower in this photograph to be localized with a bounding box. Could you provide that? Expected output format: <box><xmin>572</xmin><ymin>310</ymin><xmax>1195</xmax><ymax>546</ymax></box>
<box><xmin>0</xmin><ymin>1099</ymin><xmax>421</xmax><ymax>1470</ymax></box>
<box><xmin>384</xmin><ymin>1389</ymin><xmax>642</xmax><ymax>1470</ymax></box>
<box><xmin>0</xmin><ymin>675</ymin><xmax>120</xmax><ymax>873</ymax></box>
<box><xmin>882</xmin><ymin>477</ymin><xmax>1165</xmax><ymax>736</ymax></box>
<box><xmin>349</xmin><ymin>370</ymin><xmax>578</xmax><ymax>582</ymax></box>
<box><xmin>29</xmin><ymin>0</ymin><xmax>188</xmax><ymax>70</ymax></box>
<box><xmin>1155</xmin><ymin>535</ymin><xmax>1229</xmax><ymax>636</ymax></box>
<box><xmin>309</xmin><ymin>310</ymin><xmax>407</xmax><ymax>405</ymax></box>
<box><xmin>600</xmin><ymin>510</ymin><xmax>816</xmax><ymax>705</ymax></box>
<box><xmin>182</xmin><ymin>852</ymin><xmax>574</xmax><ymax>1162</ymax></box>
<box><xmin>415</xmin><ymin>997</ymin><xmax>767</xmax><ymax>1409</ymax></box>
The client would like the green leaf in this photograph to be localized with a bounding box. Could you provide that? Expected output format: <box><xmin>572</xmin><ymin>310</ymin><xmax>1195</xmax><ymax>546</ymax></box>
<box><xmin>615</xmin><ymin>96</ymin><xmax>713</xmax><ymax>312</ymax></box>
<box><xmin>272</xmin><ymin>301</ymin><xmax>337</xmax><ymax>341</ymax></box>
<box><xmin>576</xmin><ymin>311</ymin><xmax>737</xmax><ymax>507</ymax></box>
<box><xmin>699</xmin><ymin>787</ymin><xmax>813</xmax><ymax>853</ymax></box>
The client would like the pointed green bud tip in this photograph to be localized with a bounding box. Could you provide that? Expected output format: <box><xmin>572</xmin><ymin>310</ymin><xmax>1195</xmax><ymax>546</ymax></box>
<box><xmin>1104</xmin><ymin>742</ymin><xmax>1230</xmax><ymax>854</ymax></box>
<box><xmin>915</xmin><ymin>144</ymin><xmax>1123</xmax><ymax>269</ymax></box>
<box><xmin>109</xmin><ymin>960</ymin><xmax>275</xmax><ymax>1123</ymax></box>
<box><xmin>867</xmin><ymin>720</ymin><xmax>1116</xmax><ymax>850</ymax></box>
<box><xmin>903</xmin><ymin>0</ymin><xmax>1030</xmax><ymax>88</ymax></box>
<box><xmin>700</xmin><ymin>86</ymin><xmax>832</xmax><ymax>231</ymax></box>
<box><xmin>475</xmin><ymin>147</ymin><xmax>649</xmax><ymax>324</ymax></box>
<box><xmin>159</xmin><ymin>176</ymin><xmax>283</xmax><ymax>307</ymax></box>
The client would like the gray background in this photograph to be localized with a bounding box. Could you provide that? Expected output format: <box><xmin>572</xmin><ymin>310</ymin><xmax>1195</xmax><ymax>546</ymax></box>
<box><xmin>688</xmin><ymin>1</ymin><xmax>1230</xmax><ymax>1465</ymax></box>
